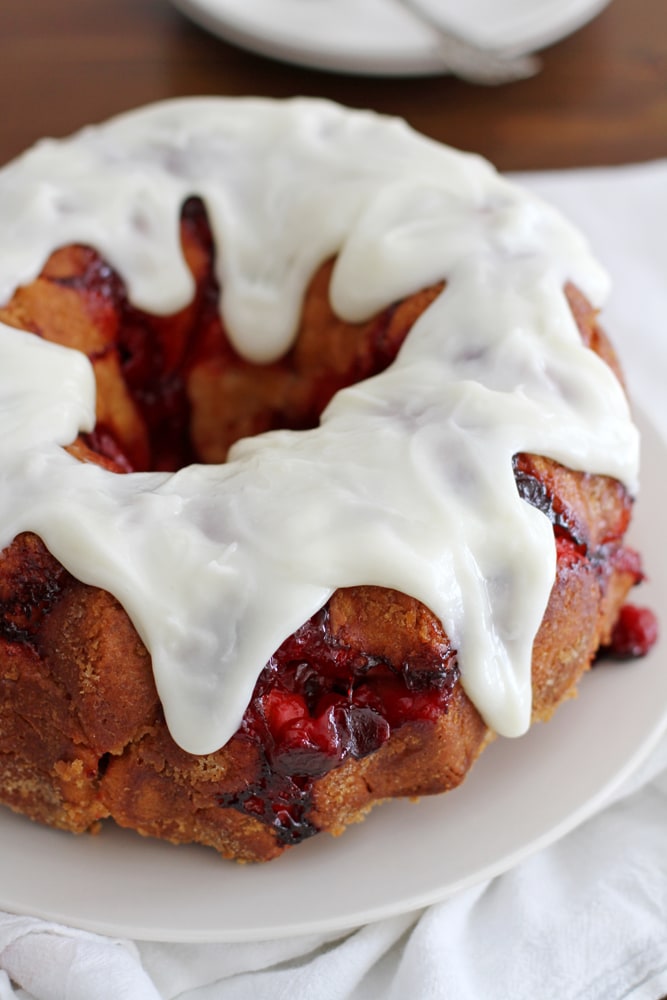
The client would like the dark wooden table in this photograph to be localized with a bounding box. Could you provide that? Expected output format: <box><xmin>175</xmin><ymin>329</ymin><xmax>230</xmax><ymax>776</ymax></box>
<box><xmin>2</xmin><ymin>0</ymin><xmax>666</xmax><ymax>172</ymax></box>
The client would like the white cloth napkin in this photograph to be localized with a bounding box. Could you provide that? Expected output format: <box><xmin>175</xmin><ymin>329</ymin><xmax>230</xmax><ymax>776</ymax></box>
<box><xmin>0</xmin><ymin>158</ymin><xmax>666</xmax><ymax>1000</ymax></box>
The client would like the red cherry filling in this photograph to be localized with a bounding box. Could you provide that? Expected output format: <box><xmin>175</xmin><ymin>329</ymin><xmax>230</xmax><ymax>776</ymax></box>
<box><xmin>52</xmin><ymin>240</ymin><xmax>198</xmax><ymax>472</ymax></box>
<box><xmin>219</xmin><ymin>609</ymin><xmax>459</xmax><ymax>844</ymax></box>
<box><xmin>603</xmin><ymin>604</ymin><xmax>659</xmax><ymax>659</ymax></box>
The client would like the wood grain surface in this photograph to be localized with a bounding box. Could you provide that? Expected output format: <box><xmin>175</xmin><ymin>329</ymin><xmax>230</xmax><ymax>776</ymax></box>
<box><xmin>2</xmin><ymin>0</ymin><xmax>666</xmax><ymax>172</ymax></box>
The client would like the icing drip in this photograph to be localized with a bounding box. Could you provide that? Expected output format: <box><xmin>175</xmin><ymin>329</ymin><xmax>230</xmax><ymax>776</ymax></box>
<box><xmin>0</xmin><ymin>98</ymin><xmax>638</xmax><ymax>754</ymax></box>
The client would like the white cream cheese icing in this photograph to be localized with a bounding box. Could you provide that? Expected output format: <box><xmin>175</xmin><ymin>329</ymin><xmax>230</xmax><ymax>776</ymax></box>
<box><xmin>0</xmin><ymin>98</ymin><xmax>638</xmax><ymax>754</ymax></box>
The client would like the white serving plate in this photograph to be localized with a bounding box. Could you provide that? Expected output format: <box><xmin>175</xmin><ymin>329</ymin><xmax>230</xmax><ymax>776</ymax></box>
<box><xmin>168</xmin><ymin>0</ymin><xmax>612</xmax><ymax>76</ymax></box>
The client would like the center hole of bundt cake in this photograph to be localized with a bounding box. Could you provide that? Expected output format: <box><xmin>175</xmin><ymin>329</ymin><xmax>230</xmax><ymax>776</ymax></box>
<box><xmin>68</xmin><ymin>197</ymin><xmax>432</xmax><ymax>475</ymax></box>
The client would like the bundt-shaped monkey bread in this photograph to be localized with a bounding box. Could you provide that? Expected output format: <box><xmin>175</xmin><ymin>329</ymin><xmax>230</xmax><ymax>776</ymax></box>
<box><xmin>0</xmin><ymin>99</ymin><xmax>657</xmax><ymax>861</ymax></box>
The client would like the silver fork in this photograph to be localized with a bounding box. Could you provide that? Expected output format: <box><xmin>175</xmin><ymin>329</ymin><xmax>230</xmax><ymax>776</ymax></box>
<box><xmin>391</xmin><ymin>0</ymin><xmax>541</xmax><ymax>84</ymax></box>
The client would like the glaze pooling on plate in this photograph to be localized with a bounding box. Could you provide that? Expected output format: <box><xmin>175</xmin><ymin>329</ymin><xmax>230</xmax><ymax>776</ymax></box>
<box><xmin>0</xmin><ymin>97</ymin><xmax>638</xmax><ymax>754</ymax></box>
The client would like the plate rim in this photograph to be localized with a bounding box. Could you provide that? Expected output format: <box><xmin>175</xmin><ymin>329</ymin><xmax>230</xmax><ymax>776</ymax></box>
<box><xmin>168</xmin><ymin>0</ymin><xmax>613</xmax><ymax>77</ymax></box>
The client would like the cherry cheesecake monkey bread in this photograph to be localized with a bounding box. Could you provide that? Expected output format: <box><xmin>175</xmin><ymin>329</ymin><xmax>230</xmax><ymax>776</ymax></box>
<box><xmin>0</xmin><ymin>98</ymin><xmax>657</xmax><ymax>861</ymax></box>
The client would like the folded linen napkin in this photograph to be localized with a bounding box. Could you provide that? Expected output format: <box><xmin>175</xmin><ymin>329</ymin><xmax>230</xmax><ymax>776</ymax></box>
<box><xmin>0</xmin><ymin>158</ymin><xmax>665</xmax><ymax>1000</ymax></box>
